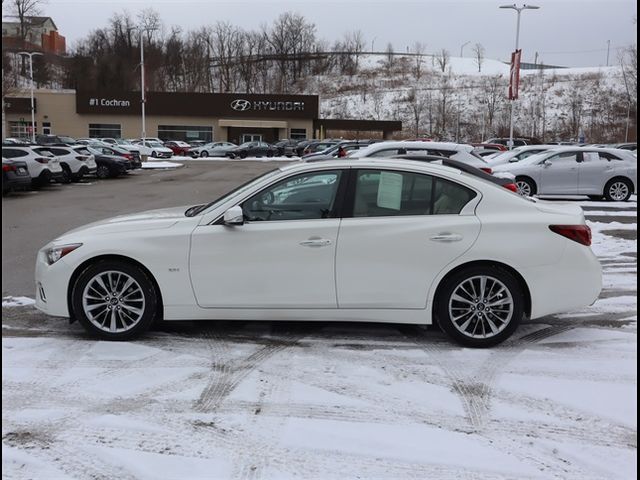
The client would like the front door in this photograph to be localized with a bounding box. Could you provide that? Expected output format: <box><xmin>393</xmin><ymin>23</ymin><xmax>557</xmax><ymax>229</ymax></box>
<box><xmin>540</xmin><ymin>150</ymin><xmax>580</xmax><ymax>194</ymax></box>
<box><xmin>189</xmin><ymin>169</ymin><xmax>346</xmax><ymax>308</ymax></box>
<box><xmin>336</xmin><ymin>169</ymin><xmax>481</xmax><ymax>309</ymax></box>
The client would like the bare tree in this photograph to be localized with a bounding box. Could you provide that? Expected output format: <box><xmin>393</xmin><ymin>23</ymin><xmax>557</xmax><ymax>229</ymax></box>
<box><xmin>406</xmin><ymin>87</ymin><xmax>427</xmax><ymax>136</ymax></box>
<box><xmin>472</xmin><ymin>43</ymin><xmax>485</xmax><ymax>73</ymax></box>
<box><xmin>412</xmin><ymin>41</ymin><xmax>426</xmax><ymax>80</ymax></box>
<box><xmin>385</xmin><ymin>42</ymin><xmax>395</xmax><ymax>70</ymax></box>
<box><xmin>435</xmin><ymin>48</ymin><xmax>450</xmax><ymax>73</ymax></box>
<box><xmin>9</xmin><ymin>0</ymin><xmax>46</xmax><ymax>43</ymax></box>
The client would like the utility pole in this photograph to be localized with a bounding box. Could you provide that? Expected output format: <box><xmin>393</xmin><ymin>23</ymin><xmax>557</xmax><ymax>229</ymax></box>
<box><xmin>460</xmin><ymin>41</ymin><xmax>470</xmax><ymax>57</ymax></box>
<box><xmin>606</xmin><ymin>40</ymin><xmax>611</xmax><ymax>66</ymax></box>
<box><xmin>17</xmin><ymin>51</ymin><xmax>43</xmax><ymax>142</ymax></box>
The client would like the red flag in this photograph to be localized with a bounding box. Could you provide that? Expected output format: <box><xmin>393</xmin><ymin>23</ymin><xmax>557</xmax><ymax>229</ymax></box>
<box><xmin>509</xmin><ymin>49</ymin><xmax>522</xmax><ymax>100</ymax></box>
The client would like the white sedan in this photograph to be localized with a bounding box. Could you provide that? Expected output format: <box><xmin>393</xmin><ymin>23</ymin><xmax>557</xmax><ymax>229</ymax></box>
<box><xmin>35</xmin><ymin>159</ymin><xmax>602</xmax><ymax>347</ymax></box>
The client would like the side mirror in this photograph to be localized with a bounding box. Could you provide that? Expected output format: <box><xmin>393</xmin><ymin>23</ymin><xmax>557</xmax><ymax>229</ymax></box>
<box><xmin>223</xmin><ymin>205</ymin><xmax>244</xmax><ymax>226</ymax></box>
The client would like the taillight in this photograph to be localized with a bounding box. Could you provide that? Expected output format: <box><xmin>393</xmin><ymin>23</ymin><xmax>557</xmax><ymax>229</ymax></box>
<box><xmin>2</xmin><ymin>164</ymin><xmax>16</xmax><ymax>172</ymax></box>
<box><xmin>503</xmin><ymin>183</ymin><xmax>518</xmax><ymax>192</ymax></box>
<box><xmin>35</xmin><ymin>157</ymin><xmax>49</xmax><ymax>164</ymax></box>
<box><xmin>480</xmin><ymin>167</ymin><xmax>493</xmax><ymax>174</ymax></box>
<box><xmin>125</xmin><ymin>154</ymin><xmax>132</xmax><ymax>160</ymax></box>
<box><xmin>549</xmin><ymin>225</ymin><xmax>592</xmax><ymax>246</ymax></box>
<box><xmin>75</xmin><ymin>156</ymin><xmax>88</xmax><ymax>161</ymax></box>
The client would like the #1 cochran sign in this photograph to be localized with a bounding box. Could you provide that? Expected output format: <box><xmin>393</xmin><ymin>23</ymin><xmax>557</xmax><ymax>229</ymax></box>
<box><xmin>89</xmin><ymin>98</ymin><xmax>131</xmax><ymax>107</ymax></box>
<box><xmin>509</xmin><ymin>49</ymin><xmax>522</xmax><ymax>100</ymax></box>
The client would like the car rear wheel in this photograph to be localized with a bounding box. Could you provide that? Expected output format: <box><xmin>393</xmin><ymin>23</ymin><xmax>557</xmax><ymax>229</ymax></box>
<box><xmin>436</xmin><ymin>266</ymin><xmax>524</xmax><ymax>347</ymax></box>
<box><xmin>604</xmin><ymin>178</ymin><xmax>633</xmax><ymax>202</ymax></box>
<box><xmin>151</xmin><ymin>151</ymin><xmax>158</xmax><ymax>158</ymax></box>
<box><xmin>71</xmin><ymin>260</ymin><xmax>158</xmax><ymax>340</ymax></box>
<box><xmin>200</xmin><ymin>150</ymin><xmax>209</xmax><ymax>158</ymax></box>
<box><xmin>240</xmin><ymin>151</ymin><xmax>248</xmax><ymax>159</ymax></box>
<box><xmin>515</xmin><ymin>177</ymin><xmax>536</xmax><ymax>197</ymax></box>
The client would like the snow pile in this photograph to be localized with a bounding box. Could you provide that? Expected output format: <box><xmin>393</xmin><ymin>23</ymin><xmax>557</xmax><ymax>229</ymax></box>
<box><xmin>140</xmin><ymin>161</ymin><xmax>184</xmax><ymax>169</ymax></box>
<box><xmin>2</xmin><ymin>296</ymin><xmax>35</xmax><ymax>307</ymax></box>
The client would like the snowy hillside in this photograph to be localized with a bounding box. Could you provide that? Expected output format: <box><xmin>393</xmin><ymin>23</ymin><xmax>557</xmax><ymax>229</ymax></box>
<box><xmin>305</xmin><ymin>54</ymin><xmax>633</xmax><ymax>143</ymax></box>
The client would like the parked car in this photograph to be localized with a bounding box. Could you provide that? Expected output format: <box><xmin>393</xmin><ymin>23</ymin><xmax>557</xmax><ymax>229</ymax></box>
<box><xmin>35</xmin><ymin>134</ymin><xmax>78</xmax><ymax>145</ymax></box>
<box><xmin>164</xmin><ymin>141</ymin><xmax>192</xmax><ymax>156</ymax></box>
<box><xmin>226</xmin><ymin>141</ymin><xmax>279</xmax><ymax>159</ymax></box>
<box><xmin>90</xmin><ymin>145</ymin><xmax>141</xmax><ymax>169</ymax></box>
<box><xmin>1</xmin><ymin>145</ymin><xmax>64</xmax><ymax>187</ymax></box>
<box><xmin>487</xmin><ymin>145</ymin><xmax>558</xmax><ymax>167</ymax></box>
<box><xmin>492</xmin><ymin>147</ymin><xmax>638</xmax><ymax>201</ymax></box>
<box><xmin>484</xmin><ymin>138</ymin><xmax>530</xmax><ymax>147</ymax></box>
<box><xmin>189</xmin><ymin>142</ymin><xmax>237</xmax><ymax>158</ymax></box>
<box><xmin>610</xmin><ymin>143</ymin><xmax>637</xmax><ymax>152</ymax></box>
<box><xmin>393</xmin><ymin>154</ymin><xmax>518</xmax><ymax>192</ymax></box>
<box><xmin>274</xmin><ymin>139</ymin><xmax>300</xmax><ymax>157</ymax></box>
<box><xmin>303</xmin><ymin>141</ymin><xmax>382</xmax><ymax>161</ymax></box>
<box><xmin>471</xmin><ymin>143</ymin><xmax>507</xmax><ymax>151</ymax></box>
<box><xmin>32</xmin><ymin>145</ymin><xmax>97</xmax><ymax>183</ymax></box>
<box><xmin>302</xmin><ymin>141</ymin><xmax>339</xmax><ymax>156</ymax></box>
<box><xmin>77</xmin><ymin>146</ymin><xmax>131</xmax><ymax>178</ymax></box>
<box><xmin>2</xmin><ymin>157</ymin><xmax>32</xmax><ymax>194</ymax></box>
<box><xmin>35</xmin><ymin>158</ymin><xmax>602</xmax><ymax>347</ymax></box>
<box><xmin>293</xmin><ymin>139</ymin><xmax>319</xmax><ymax>156</ymax></box>
<box><xmin>132</xmin><ymin>140</ymin><xmax>173</xmax><ymax>158</ymax></box>
<box><xmin>97</xmin><ymin>138</ymin><xmax>143</xmax><ymax>156</ymax></box>
<box><xmin>187</xmin><ymin>140</ymin><xmax>207</xmax><ymax>148</ymax></box>
<box><xmin>349</xmin><ymin>141</ymin><xmax>492</xmax><ymax>172</ymax></box>
<box><xmin>3</xmin><ymin>137</ymin><xmax>31</xmax><ymax>145</ymax></box>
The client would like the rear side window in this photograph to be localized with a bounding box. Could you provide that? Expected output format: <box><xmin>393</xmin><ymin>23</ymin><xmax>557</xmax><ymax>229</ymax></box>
<box><xmin>2</xmin><ymin>148</ymin><xmax>28</xmax><ymax>158</ymax></box>
<box><xmin>599</xmin><ymin>152</ymin><xmax>622</xmax><ymax>161</ymax></box>
<box><xmin>352</xmin><ymin>170</ymin><xmax>476</xmax><ymax>217</ymax></box>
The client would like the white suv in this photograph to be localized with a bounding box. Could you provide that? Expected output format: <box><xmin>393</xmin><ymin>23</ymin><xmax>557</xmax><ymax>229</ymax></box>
<box><xmin>32</xmin><ymin>145</ymin><xmax>97</xmax><ymax>183</ymax></box>
<box><xmin>1</xmin><ymin>145</ymin><xmax>63</xmax><ymax>187</ymax></box>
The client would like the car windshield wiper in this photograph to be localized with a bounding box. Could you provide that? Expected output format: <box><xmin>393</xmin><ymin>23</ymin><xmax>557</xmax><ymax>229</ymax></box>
<box><xmin>185</xmin><ymin>204</ymin><xmax>205</xmax><ymax>217</ymax></box>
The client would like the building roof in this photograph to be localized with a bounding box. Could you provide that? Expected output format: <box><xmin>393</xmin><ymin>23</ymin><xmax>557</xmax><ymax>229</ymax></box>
<box><xmin>2</xmin><ymin>16</ymin><xmax>57</xmax><ymax>30</ymax></box>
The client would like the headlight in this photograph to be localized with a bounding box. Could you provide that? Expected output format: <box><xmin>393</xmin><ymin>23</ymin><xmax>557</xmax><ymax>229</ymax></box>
<box><xmin>45</xmin><ymin>243</ymin><xmax>82</xmax><ymax>265</ymax></box>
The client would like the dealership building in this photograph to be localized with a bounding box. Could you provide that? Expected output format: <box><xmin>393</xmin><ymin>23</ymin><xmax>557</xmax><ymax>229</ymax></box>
<box><xmin>3</xmin><ymin>90</ymin><xmax>401</xmax><ymax>143</ymax></box>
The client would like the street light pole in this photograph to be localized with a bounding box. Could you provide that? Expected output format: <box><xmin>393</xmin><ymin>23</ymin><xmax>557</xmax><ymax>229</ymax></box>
<box><xmin>460</xmin><ymin>41</ymin><xmax>470</xmax><ymax>58</ymax></box>
<box><xmin>500</xmin><ymin>4</ymin><xmax>540</xmax><ymax>149</ymax></box>
<box><xmin>17</xmin><ymin>51</ymin><xmax>43</xmax><ymax>142</ymax></box>
<box><xmin>139</xmin><ymin>28</ymin><xmax>146</xmax><ymax>145</ymax></box>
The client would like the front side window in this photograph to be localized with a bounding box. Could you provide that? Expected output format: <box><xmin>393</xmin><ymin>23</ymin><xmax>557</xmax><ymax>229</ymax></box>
<box><xmin>242</xmin><ymin>170</ymin><xmax>343</xmax><ymax>222</ymax></box>
<box><xmin>352</xmin><ymin>170</ymin><xmax>476</xmax><ymax>217</ymax></box>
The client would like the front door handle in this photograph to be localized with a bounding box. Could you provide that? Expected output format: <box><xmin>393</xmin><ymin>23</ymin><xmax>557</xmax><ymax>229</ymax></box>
<box><xmin>300</xmin><ymin>238</ymin><xmax>333</xmax><ymax>247</ymax></box>
<box><xmin>429</xmin><ymin>232</ymin><xmax>463</xmax><ymax>243</ymax></box>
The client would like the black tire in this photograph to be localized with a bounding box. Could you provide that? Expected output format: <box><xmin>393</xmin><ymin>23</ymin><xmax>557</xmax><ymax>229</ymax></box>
<box><xmin>436</xmin><ymin>266</ymin><xmax>524</xmax><ymax>348</ymax></box>
<box><xmin>604</xmin><ymin>178</ymin><xmax>633</xmax><ymax>202</ymax></box>
<box><xmin>96</xmin><ymin>165</ymin><xmax>110</xmax><ymax>179</ymax></box>
<box><xmin>200</xmin><ymin>150</ymin><xmax>208</xmax><ymax>158</ymax></box>
<box><xmin>515</xmin><ymin>177</ymin><xmax>536</xmax><ymax>197</ymax></box>
<box><xmin>71</xmin><ymin>260</ymin><xmax>158</xmax><ymax>341</ymax></box>
<box><xmin>151</xmin><ymin>151</ymin><xmax>158</xmax><ymax>158</ymax></box>
<box><xmin>60</xmin><ymin>164</ymin><xmax>72</xmax><ymax>184</ymax></box>
<box><xmin>240</xmin><ymin>151</ymin><xmax>248</xmax><ymax>159</ymax></box>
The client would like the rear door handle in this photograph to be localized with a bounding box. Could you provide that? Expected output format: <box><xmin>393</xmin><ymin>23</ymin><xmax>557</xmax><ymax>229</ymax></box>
<box><xmin>429</xmin><ymin>233</ymin><xmax>463</xmax><ymax>243</ymax></box>
<box><xmin>300</xmin><ymin>238</ymin><xmax>332</xmax><ymax>247</ymax></box>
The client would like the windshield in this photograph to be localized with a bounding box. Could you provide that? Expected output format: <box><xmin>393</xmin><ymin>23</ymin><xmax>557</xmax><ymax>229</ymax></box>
<box><xmin>114</xmin><ymin>139</ymin><xmax>130</xmax><ymax>145</ymax></box>
<box><xmin>517</xmin><ymin>151</ymin><xmax>551</xmax><ymax>165</ymax></box>
<box><xmin>185</xmin><ymin>168</ymin><xmax>281</xmax><ymax>217</ymax></box>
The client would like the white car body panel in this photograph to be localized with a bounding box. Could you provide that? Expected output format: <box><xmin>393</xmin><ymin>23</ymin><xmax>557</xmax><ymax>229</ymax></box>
<box><xmin>488</xmin><ymin>145</ymin><xmax>558</xmax><ymax>167</ymax></box>
<box><xmin>35</xmin><ymin>159</ymin><xmax>602</xmax><ymax>328</ymax></box>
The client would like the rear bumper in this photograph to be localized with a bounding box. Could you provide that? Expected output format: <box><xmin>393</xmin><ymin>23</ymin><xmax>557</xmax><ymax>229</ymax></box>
<box><xmin>523</xmin><ymin>242</ymin><xmax>602</xmax><ymax>319</ymax></box>
<box><xmin>4</xmin><ymin>174</ymin><xmax>32</xmax><ymax>190</ymax></box>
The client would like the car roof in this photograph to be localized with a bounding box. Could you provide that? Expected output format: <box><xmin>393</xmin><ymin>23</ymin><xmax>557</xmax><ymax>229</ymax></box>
<box><xmin>358</xmin><ymin>141</ymin><xmax>473</xmax><ymax>152</ymax></box>
<box><xmin>278</xmin><ymin>158</ymin><xmax>465</xmax><ymax>177</ymax></box>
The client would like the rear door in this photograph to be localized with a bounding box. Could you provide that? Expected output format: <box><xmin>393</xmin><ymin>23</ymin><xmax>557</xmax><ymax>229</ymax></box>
<box><xmin>579</xmin><ymin>151</ymin><xmax>614</xmax><ymax>194</ymax></box>
<box><xmin>540</xmin><ymin>150</ymin><xmax>580</xmax><ymax>194</ymax></box>
<box><xmin>336</xmin><ymin>169</ymin><xmax>481</xmax><ymax>309</ymax></box>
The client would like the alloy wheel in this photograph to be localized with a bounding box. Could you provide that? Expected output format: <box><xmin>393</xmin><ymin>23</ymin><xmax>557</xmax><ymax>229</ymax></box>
<box><xmin>82</xmin><ymin>270</ymin><xmax>146</xmax><ymax>333</ymax></box>
<box><xmin>448</xmin><ymin>275</ymin><xmax>514</xmax><ymax>339</ymax></box>
<box><xmin>608</xmin><ymin>181</ymin><xmax>629</xmax><ymax>201</ymax></box>
<box><xmin>515</xmin><ymin>180</ymin><xmax>532</xmax><ymax>196</ymax></box>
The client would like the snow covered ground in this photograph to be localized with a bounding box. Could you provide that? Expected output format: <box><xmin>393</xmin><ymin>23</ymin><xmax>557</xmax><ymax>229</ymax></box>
<box><xmin>2</xmin><ymin>199</ymin><xmax>636</xmax><ymax>479</ymax></box>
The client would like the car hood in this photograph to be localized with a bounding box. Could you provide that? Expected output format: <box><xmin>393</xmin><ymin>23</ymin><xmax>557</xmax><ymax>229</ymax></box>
<box><xmin>55</xmin><ymin>206</ymin><xmax>190</xmax><ymax>240</ymax></box>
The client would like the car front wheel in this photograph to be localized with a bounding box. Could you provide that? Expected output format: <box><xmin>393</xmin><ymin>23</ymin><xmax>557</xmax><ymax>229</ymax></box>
<box><xmin>200</xmin><ymin>151</ymin><xmax>208</xmax><ymax>158</ymax></box>
<box><xmin>96</xmin><ymin>165</ymin><xmax>110</xmax><ymax>179</ymax></box>
<box><xmin>71</xmin><ymin>260</ymin><xmax>158</xmax><ymax>340</ymax></box>
<box><xmin>436</xmin><ymin>266</ymin><xmax>524</xmax><ymax>347</ymax></box>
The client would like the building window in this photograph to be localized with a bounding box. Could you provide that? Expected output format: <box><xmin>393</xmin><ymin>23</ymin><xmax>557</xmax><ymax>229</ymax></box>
<box><xmin>88</xmin><ymin>123</ymin><xmax>121</xmax><ymax>138</ymax></box>
<box><xmin>290</xmin><ymin>128</ymin><xmax>307</xmax><ymax>140</ymax></box>
<box><xmin>157</xmin><ymin>125</ymin><xmax>213</xmax><ymax>142</ymax></box>
<box><xmin>42</xmin><ymin>122</ymin><xmax>51</xmax><ymax>135</ymax></box>
<box><xmin>9</xmin><ymin>121</ymin><xmax>36</xmax><ymax>138</ymax></box>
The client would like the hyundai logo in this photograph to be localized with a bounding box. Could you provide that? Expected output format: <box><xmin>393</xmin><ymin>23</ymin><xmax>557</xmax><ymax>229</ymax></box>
<box><xmin>231</xmin><ymin>99</ymin><xmax>251</xmax><ymax>111</ymax></box>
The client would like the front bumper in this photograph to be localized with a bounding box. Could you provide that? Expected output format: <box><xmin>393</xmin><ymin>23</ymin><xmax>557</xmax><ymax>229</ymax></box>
<box><xmin>34</xmin><ymin>249</ymin><xmax>75</xmax><ymax>317</ymax></box>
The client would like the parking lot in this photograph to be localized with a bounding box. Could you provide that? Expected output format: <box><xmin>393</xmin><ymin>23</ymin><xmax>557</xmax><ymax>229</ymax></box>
<box><xmin>2</xmin><ymin>161</ymin><xmax>637</xmax><ymax>479</ymax></box>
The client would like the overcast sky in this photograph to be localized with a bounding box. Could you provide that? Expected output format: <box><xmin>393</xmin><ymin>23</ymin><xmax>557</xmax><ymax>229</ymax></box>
<box><xmin>29</xmin><ymin>0</ymin><xmax>639</xmax><ymax>67</ymax></box>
